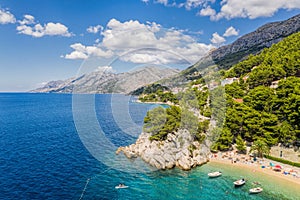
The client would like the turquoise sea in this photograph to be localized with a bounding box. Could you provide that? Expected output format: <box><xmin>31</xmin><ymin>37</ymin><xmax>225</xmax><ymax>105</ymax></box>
<box><xmin>0</xmin><ymin>93</ymin><xmax>299</xmax><ymax>199</ymax></box>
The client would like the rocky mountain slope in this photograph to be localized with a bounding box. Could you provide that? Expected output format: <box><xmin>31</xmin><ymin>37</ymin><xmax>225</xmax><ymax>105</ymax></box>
<box><xmin>31</xmin><ymin>66</ymin><xmax>180</xmax><ymax>94</ymax></box>
<box><xmin>137</xmin><ymin>14</ymin><xmax>300</xmax><ymax>92</ymax></box>
<box><xmin>210</xmin><ymin>13</ymin><xmax>300</xmax><ymax>69</ymax></box>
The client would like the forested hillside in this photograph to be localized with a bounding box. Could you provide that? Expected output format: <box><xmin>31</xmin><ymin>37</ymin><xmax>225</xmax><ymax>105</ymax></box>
<box><xmin>213</xmin><ymin>32</ymin><xmax>300</xmax><ymax>151</ymax></box>
<box><xmin>141</xmin><ymin>32</ymin><xmax>300</xmax><ymax>153</ymax></box>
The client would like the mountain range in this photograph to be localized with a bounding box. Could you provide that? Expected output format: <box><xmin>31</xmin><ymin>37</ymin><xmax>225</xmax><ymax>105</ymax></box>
<box><xmin>31</xmin><ymin>66</ymin><xmax>179</xmax><ymax>94</ymax></box>
<box><xmin>155</xmin><ymin>14</ymin><xmax>300</xmax><ymax>90</ymax></box>
<box><xmin>32</xmin><ymin>14</ymin><xmax>300</xmax><ymax>94</ymax></box>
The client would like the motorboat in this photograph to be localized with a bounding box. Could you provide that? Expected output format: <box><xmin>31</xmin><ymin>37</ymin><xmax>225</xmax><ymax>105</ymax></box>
<box><xmin>115</xmin><ymin>184</ymin><xmax>129</xmax><ymax>189</ymax></box>
<box><xmin>234</xmin><ymin>178</ymin><xmax>246</xmax><ymax>186</ymax></box>
<box><xmin>249</xmin><ymin>187</ymin><xmax>263</xmax><ymax>194</ymax></box>
<box><xmin>208</xmin><ymin>171</ymin><xmax>222</xmax><ymax>178</ymax></box>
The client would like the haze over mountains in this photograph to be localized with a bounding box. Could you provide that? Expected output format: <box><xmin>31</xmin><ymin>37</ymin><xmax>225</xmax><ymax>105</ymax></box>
<box><xmin>31</xmin><ymin>66</ymin><xmax>180</xmax><ymax>94</ymax></box>
<box><xmin>32</xmin><ymin>14</ymin><xmax>300</xmax><ymax>94</ymax></box>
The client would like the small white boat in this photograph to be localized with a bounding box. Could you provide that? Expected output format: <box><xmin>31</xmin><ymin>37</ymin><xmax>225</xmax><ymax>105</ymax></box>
<box><xmin>208</xmin><ymin>171</ymin><xmax>222</xmax><ymax>178</ymax></box>
<box><xmin>115</xmin><ymin>184</ymin><xmax>129</xmax><ymax>189</ymax></box>
<box><xmin>234</xmin><ymin>179</ymin><xmax>246</xmax><ymax>186</ymax></box>
<box><xmin>249</xmin><ymin>187</ymin><xmax>263</xmax><ymax>194</ymax></box>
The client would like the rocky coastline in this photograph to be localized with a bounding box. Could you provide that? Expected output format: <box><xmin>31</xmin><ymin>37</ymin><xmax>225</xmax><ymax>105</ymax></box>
<box><xmin>116</xmin><ymin>129</ymin><xmax>210</xmax><ymax>170</ymax></box>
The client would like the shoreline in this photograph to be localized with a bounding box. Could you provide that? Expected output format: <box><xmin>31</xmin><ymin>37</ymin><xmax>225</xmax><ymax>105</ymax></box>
<box><xmin>133</xmin><ymin>99</ymin><xmax>174</xmax><ymax>106</ymax></box>
<box><xmin>209</xmin><ymin>156</ymin><xmax>300</xmax><ymax>187</ymax></box>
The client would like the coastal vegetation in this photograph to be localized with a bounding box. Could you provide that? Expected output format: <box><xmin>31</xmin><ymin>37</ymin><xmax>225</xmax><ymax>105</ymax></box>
<box><xmin>144</xmin><ymin>106</ymin><xmax>181</xmax><ymax>141</ymax></box>
<box><xmin>213</xmin><ymin>32</ymin><xmax>300</xmax><ymax>151</ymax></box>
<box><xmin>143</xmin><ymin>105</ymin><xmax>207</xmax><ymax>142</ymax></box>
<box><xmin>264</xmin><ymin>154</ymin><xmax>300</xmax><ymax>167</ymax></box>
<box><xmin>115</xmin><ymin>15</ymin><xmax>300</xmax><ymax>173</ymax></box>
<box><xmin>250</xmin><ymin>139</ymin><xmax>270</xmax><ymax>158</ymax></box>
<box><xmin>139</xmin><ymin>90</ymin><xmax>178</xmax><ymax>104</ymax></box>
<box><xmin>141</xmin><ymin>32</ymin><xmax>300</xmax><ymax>156</ymax></box>
<box><xmin>130</xmin><ymin>83</ymin><xmax>170</xmax><ymax>96</ymax></box>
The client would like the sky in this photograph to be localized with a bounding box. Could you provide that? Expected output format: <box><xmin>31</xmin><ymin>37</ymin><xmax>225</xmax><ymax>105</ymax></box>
<box><xmin>0</xmin><ymin>0</ymin><xmax>299</xmax><ymax>92</ymax></box>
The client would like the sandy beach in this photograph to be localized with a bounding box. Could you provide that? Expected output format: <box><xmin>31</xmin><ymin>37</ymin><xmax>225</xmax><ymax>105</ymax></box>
<box><xmin>209</xmin><ymin>152</ymin><xmax>300</xmax><ymax>187</ymax></box>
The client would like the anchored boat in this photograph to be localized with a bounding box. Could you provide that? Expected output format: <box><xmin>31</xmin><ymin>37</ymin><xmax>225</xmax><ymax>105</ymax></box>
<box><xmin>249</xmin><ymin>187</ymin><xmax>263</xmax><ymax>194</ymax></box>
<box><xmin>115</xmin><ymin>184</ymin><xmax>129</xmax><ymax>189</ymax></box>
<box><xmin>208</xmin><ymin>171</ymin><xmax>222</xmax><ymax>178</ymax></box>
<box><xmin>234</xmin><ymin>178</ymin><xmax>246</xmax><ymax>187</ymax></box>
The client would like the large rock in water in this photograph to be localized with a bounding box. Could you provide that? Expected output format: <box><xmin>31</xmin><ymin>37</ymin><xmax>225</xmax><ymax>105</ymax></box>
<box><xmin>116</xmin><ymin>130</ymin><xmax>210</xmax><ymax>170</ymax></box>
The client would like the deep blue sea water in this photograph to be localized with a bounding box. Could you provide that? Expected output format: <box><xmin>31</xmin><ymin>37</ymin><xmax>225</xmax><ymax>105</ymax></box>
<box><xmin>0</xmin><ymin>93</ymin><xmax>299</xmax><ymax>200</ymax></box>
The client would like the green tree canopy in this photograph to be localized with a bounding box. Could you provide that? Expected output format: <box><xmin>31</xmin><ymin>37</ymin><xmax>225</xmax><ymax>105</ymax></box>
<box><xmin>250</xmin><ymin>139</ymin><xmax>270</xmax><ymax>158</ymax></box>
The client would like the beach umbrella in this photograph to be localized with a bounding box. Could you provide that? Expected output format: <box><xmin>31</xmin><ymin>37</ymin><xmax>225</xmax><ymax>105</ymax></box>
<box><xmin>274</xmin><ymin>164</ymin><xmax>282</xmax><ymax>169</ymax></box>
<box><xmin>273</xmin><ymin>165</ymin><xmax>282</xmax><ymax>172</ymax></box>
<box><xmin>269</xmin><ymin>162</ymin><xmax>275</xmax><ymax>167</ymax></box>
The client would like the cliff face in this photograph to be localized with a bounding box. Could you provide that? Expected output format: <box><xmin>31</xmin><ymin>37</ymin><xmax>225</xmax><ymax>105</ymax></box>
<box><xmin>31</xmin><ymin>66</ymin><xmax>180</xmax><ymax>94</ymax></box>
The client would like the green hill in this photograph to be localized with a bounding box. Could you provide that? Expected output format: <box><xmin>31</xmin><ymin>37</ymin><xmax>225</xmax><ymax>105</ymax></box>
<box><xmin>213</xmin><ymin>32</ymin><xmax>300</xmax><ymax>151</ymax></box>
<box><xmin>141</xmin><ymin>31</ymin><xmax>300</xmax><ymax>155</ymax></box>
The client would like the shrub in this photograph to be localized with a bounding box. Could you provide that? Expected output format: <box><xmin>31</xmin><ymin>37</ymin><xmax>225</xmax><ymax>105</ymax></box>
<box><xmin>264</xmin><ymin>154</ymin><xmax>300</xmax><ymax>168</ymax></box>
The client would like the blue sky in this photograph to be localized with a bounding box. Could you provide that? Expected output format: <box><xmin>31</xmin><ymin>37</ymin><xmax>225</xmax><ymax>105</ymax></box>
<box><xmin>0</xmin><ymin>0</ymin><xmax>299</xmax><ymax>91</ymax></box>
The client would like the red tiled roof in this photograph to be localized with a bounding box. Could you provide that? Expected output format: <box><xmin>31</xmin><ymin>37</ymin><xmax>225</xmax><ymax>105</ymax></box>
<box><xmin>234</xmin><ymin>98</ymin><xmax>243</xmax><ymax>103</ymax></box>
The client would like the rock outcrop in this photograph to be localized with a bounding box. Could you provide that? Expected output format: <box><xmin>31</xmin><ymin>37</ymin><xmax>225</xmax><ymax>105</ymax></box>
<box><xmin>116</xmin><ymin>130</ymin><xmax>210</xmax><ymax>170</ymax></box>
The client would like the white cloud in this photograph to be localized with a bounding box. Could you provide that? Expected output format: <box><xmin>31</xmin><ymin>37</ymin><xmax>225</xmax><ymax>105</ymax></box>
<box><xmin>19</xmin><ymin>14</ymin><xmax>35</xmax><ymax>25</ymax></box>
<box><xmin>151</xmin><ymin>0</ymin><xmax>215</xmax><ymax>9</ymax></box>
<box><xmin>145</xmin><ymin>0</ymin><xmax>300</xmax><ymax>20</ymax></box>
<box><xmin>184</xmin><ymin>0</ymin><xmax>203</xmax><ymax>10</ymax></box>
<box><xmin>210</xmin><ymin>32</ymin><xmax>226</xmax><ymax>44</ymax></box>
<box><xmin>45</xmin><ymin>22</ymin><xmax>72</xmax><ymax>36</ymax></box>
<box><xmin>141</xmin><ymin>0</ymin><xmax>150</xmax><ymax>3</ymax></box>
<box><xmin>16</xmin><ymin>15</ymin><xmax>73</xmax><ymax>37</ymax></box>
<box><xmin>64</xmin><ymin>43</ymin><xmax>113</xmax><ymax>59</ymax></box>
<box><xmin>95</xmin><ymin>66</ymin><xmax>115</xmax><ymax>73</ymax></box>
<box><xmin>199</xmin><ymin>6</ymin><xmax>216</xmax><ymax>17</ymax></box>
<box><xmin>184</xmin><ymin>0</ymin><xmax>215</xmax><ymax>10</ymax></box>
<box><xmin>121</xmin><ymin>51</ymin><xmax>175</xmax><ymax>64</ymax></box>
<box><xmin>101</xmin><ymin>19</ymin><xmax>159</xmax><ymax>50</ymax></box>
<box><xmin>223</xmin><ymin>26</ymin><xmax>239</xmax><ymax>37</ymax></box>
<box><xmin>87</xmin><ymin>25</ymin><xmax>103</xmax><ymax>33</ymax></box>
<box><xmin>206</xmin><ymin>0</ymin><xmax>300</xmax><ymax>20</ymax></box>
<box><xmin>155</xmin><ymin>0</ymin><xmax>168</xmax><ymax>6</ymax></box>
<box><xmin>64</xmin><ymin>18</ymin><xmax>214</xmax><ymax>64</ymax></box>
<box><xmin>175</xmin><ymin>42</ymin><xmax>214</xmax><ymax>63</ymax></box>
<box><xmin>0</xmin><ymin>8</ymin><xmax>16</xmax><ymax>24</ymax></box>
<box><xmin>65</xmin><ymin>51</ymin><xmax>88</xmax><ymax>60</ymax></box>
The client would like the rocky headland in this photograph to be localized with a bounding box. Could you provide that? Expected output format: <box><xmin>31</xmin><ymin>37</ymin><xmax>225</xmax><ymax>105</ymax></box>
<box><xmin>116</xmin><ymin>129</ymin><xmax>210</xmax><ymax>170</ymax></box>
